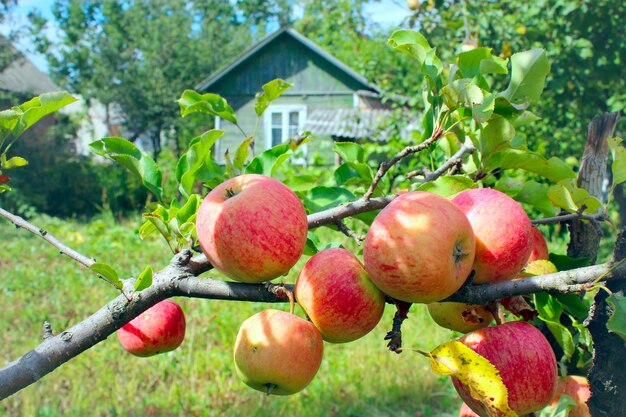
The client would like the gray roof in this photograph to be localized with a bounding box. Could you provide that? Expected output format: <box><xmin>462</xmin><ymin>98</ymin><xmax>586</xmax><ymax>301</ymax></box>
<box><xmin>303</xmin><ymin>107</ymin><xmax>393</xmax><ymax>141</ymax></box>
<box><xmin>196</xmin><ymin>27</ymin><xmax>379</xmax><ymax>93</ymax></box>
<box><xmin>0</xmin><ymin>38</ymin><xmax>58</xmax><ymax>95</ymax></box>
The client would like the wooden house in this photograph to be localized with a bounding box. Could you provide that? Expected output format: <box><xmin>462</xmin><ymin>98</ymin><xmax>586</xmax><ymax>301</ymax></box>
<box><xmin>195</xmin><ymin>27</ymin><xmax>393</xmax><ymax>163</ymax></box>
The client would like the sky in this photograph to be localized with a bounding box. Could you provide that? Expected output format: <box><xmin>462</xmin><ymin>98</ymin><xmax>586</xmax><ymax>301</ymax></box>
<box><xmin>0</xmin><ymin>0</ymin><xmax>414</xmax><ymax>74</ymax></box>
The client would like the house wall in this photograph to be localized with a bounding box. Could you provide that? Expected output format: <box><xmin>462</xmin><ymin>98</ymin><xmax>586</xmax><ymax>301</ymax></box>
<box><xmin>208</xmin><ymin>33</ymin><xmax>367</xmax><ymax>164</ymax></box>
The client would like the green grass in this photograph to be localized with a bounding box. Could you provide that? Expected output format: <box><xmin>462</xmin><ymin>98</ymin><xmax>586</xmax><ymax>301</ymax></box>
<box><xmin>0</xmin><ymin>214</ymin><xmax>461</xmax><ymax>417</ymax></box>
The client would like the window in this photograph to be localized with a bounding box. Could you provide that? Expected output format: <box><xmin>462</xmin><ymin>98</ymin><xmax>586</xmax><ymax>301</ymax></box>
<box><xmin>264</xmin><ymin>105</ymin><xmax>307</xmax><ymax>149</ymax></box>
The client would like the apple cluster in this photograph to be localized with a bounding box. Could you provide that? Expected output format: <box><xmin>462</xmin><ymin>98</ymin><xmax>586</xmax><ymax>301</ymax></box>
<box><xmin>115</xmin><ymin>174</ymin><xmax>587</xmax><ymax>415</ymax></box>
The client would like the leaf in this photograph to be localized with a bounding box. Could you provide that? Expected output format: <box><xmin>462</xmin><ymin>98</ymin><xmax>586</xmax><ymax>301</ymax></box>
<box><xmin>608</xmin><ymin>137</ymin><xmax>626</xmax><ymax>186</ymax></box>
<box><xmin>245</xmin><ymin>143</ymin><xmax>292</xmax><ymax>176</ymax></box>
<box><xmin>512</xmin><ymin>180</ymin><xmax>559</xmax><ymax>217</ymax></box>
<box><xmin>473</xmin><ymin>93</ymin><xmax>495</xmax><ymax>124</ymax></box>
<box><xmin>417</xmin><ymin>175</ymin><xmax>476</xmax><ymax>197</ymax></box>
<box><xmin>332</xmin><ymin>142</ymin><xmax>365</xmax><ymax>164</ymax></box>
<box><xmin>334</xmin><ymin>162</ymin><xmax>373</xmax><ymax>185</ymax></box>
<box><xmin>388</xmin><ymin>30</ymin><xmax>433</xmax><ymax>66</ymax></box>
<box><xmin>90</xmin><ymin>137</ymin><xmax>164</xmax><ymax>203</ymax></box>
<box><xmin>12</xmin><ymin>91</ymin><xmax>77</xmax><ymax>138</ymax></box>
<box><xmin>90</xmin><ymin>262</ymin><xmax>123</xmax><ymax>289</ymax></box>
<box><xmin>606</xmin><ymin>294</ymin><xmax>626</xmax><ymax>341</ymax></box>
<box><xmin>549</xmin><ymin>254</ymin><xmax>591</xmax><ymax>271</ymax></box>
<box><xmin>421</xmin><ymin>340</ymin><xmax>517</xmax><ymax>417</ymax></box>
<box><xmin>500</xmin><ymin>49</ymin><xmax>550</xmax><ymax>108</ymax></box>
<box><xmin>479</xmin><ymin>115</ymin><xmax>515</xmax><ymax>159</ymax></box>
<box><xmin>441</xmin><ymin>79</ymin><xmax>484</xmax><ymax>110</ymax></box>
<box><xmin>537</xmin><ymin>394</ymin><xmax>577</xmax><ymax>417</ymax></box>
<box><xmin>457</xmin><ymin>47</ymin><xmax>493</xmax><ymax>78</ymax></box>
<box><xmin>176</xmin><ymin>194</ymin><xmax>200</xmax><ymax>225</ymax></box>
<box><xmin>0</xmin><ymin>109</ymin><xmax>21</xmax><ymax>145</ymax></box>
<box><xmin>234</xmin><ymin>136</ymin><xmax>254</xmax><ymax>170</ymax></box>
<box><xmin>254</xmin><ymin>78</ymin><xmax>293</xmax><ymax>116</ymax></box>
<box><xmin>303</xmin><ymin>231</ymin><xmax>322</xmax><ymax>256</ymax></box>
<box><xmin>134</xmin><ymin>266</ymin><xmax>153</xmax><ymax>292</ymax></box>
<box><xmin>177</xmin><ymin>129</ymin><xmax>224</xmax><ymax>196</ymax></box>
<box><xmin>534</xmin><ymin>293</ymin><xmax>575</xmax><ymax>360</ymax></box>
<box><xmin>547</xmin><ymin>179</ymin><xmax>602</xmax><ymax>214</ymax></box>
<box><xmin>486</xmin><ymin>149</ymin><xmax>576</xmax><ymax>183</ymax></box>
<box><xmin>304</xmin><ymin>186</ymin><xmax>355</xmax><ymax>212</ymax></box>
<box><xmin>1</xmin><ymin>156</ymin><xmax>28</xmax><ymax>169</ymax></box>
<box><xmin>177</xmin><ymin>90</ymin><xmax>237</xmax><ymax>124</ymax></box>
<box><xmin>283</xmin><ymin>174</ymin><xmax>318</xmax><ymax>192</ymax></box>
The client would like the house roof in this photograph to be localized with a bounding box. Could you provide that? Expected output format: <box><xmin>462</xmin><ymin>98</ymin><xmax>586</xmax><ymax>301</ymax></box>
<box><xmin>196</xmin><ymin>27</ymin><xmax>379</xmax><ymax>93</ymax></box>
<box><xmin>304</xmin><ymin>107</ymin><xmax>393</xmax><ymax>142</ymax></box>
<box><xmin>0</xmin><ymin>37</ymin><xmax>58</xmax><ymax>95</ymax></box>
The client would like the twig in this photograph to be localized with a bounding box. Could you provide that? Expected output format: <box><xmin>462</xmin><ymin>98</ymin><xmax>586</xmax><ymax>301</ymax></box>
<box><xmin>0</xmin><ymin>207</ymin><xmax>95</xmax><ymax>268</ymax></box>
<box><xmin>531</xmin><ymin>211</ymin><xmax>607</xmax><ymax>225</ymax></box>
<box><xmin>335</xmin><ymin>221</ymin><xmax>365</xmax><ymax>244</ymax></box>
<box><xmin>363</xmin><ymin>127</ymin><xmax>444</xmax><ymax>200</ymax></box>
<box><xmin>423</xmin><ymin>144</ymin><xmax>476</xmax><ymax>182</ymax></box>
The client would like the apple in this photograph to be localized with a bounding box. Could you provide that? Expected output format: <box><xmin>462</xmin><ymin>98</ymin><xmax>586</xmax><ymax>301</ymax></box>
<box><xmin>295</xmin><ymin>247</ymin><xmax>385</xmax><ymax>343</ymax></box>
<box><xmin>407</xmin><ymin>0</ymin><xmax>420</xmax><ymax>10</ymax></box>
<box><xmin>233</xmin><ymin>309</ymin><xmax>323</xmax><ymax>395</ymax></box>
<box><xmin>550</xmin><ymin>375</ymin><xmax>591</xmax><ymax>417</ymax></box>
<box><xmin>452</xmin><ymin>321</ymin><xmax>558</xmax><ymax>416</ymax></box>
<box><xmin>427</xmin><ymin>302</ymin><xmax>493</xmax><ymax>333</ymax></box>
<box><xmin>117</xmin><ymin>300</ymin><xmax>186</xmax><ymax>357</ymax></box>
<box><xmin>459</xmin><ymin>402</ymin><xmax>480</xmax><ymax>417</ymax></box>
<box><xmin>528</xmin><ymin>226</ymin><xmax>549</xmax><ymax>262</ymax></box>
<box><xmin>196</xmin><ymin>174</ymin><xmax>308</xmax><ymax>283</ymax></box>
<box><xmin>452</xmin><ymin>188</ymin><xmax>533</xmax><ymax>284</ymax></box>
<box><xmin>363</xmin><ymin>191</ymin><xmax>475</xmax><ymax>303</ymax></box>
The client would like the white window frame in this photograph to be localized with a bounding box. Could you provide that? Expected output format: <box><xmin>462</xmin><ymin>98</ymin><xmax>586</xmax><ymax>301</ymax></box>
<box><xmin>263</xmin><ymin>105</ymin><xmax>307</xmax><ymax>149</ymax></box>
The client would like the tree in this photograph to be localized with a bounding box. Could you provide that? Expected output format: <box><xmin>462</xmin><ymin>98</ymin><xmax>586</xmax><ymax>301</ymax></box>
<box><xmin>28</xmin><ymin>0</ymin><xmax>251</xmax><ymax>158</ymax></box>
<box><xmin>1</xmin><ymin>29</ymin><xmax>625</xmax><ymax>416</ymax></box>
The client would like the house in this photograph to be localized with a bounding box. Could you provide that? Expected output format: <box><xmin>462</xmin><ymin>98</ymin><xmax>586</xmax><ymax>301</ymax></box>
<box><xmin>195</xmin><ymin>27</ymin><xmax>393</xmax><ymax>163</ymax></box>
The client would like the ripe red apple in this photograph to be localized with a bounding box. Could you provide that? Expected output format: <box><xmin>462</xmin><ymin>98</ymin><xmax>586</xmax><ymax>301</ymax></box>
<box><xmin>528</xmin><ymin>226</ymin><xmax>549</xmax><ymax>262</ymax></box>
<box><xmin>452</xmin><ymin>188</ymin><xmax>533</xmax><ymax>284</ymax></box>
<box><xmin>117</xmin><ymin>300</ymin><xmax>186</xmax><ymax>357</ymax></box>
<box><xmin>452</xmin><ymin>321</ymin><xmax>558</xmax><ymax>416</ymax></box>
<box><xmin>427</xmin><ymin>302</ymin><xmax>494</xmax><ymax>333</ymax></box>
<box><xmin>363</xmin><ymin>191</ymin><xmax>475</xmax><ymax>303</ymax></box>
<box><xmin>550</xmin><ymin>375</ymin><xmax>591</xmax><ymax>417</ymax></box>
<box><xmin>459</xmin><ymin>402</ymin><xmax>480</xmax><ymax>417</ymax></box>
<box><xmin>233</xmin><ymin>309</ymin><xmax>323</xmax><ymax>395</ymax></box>
<box><xmin>196</xmin><ymin>174</ymin><xmax>308</xmax><ymax>283</ymax></box>
<box><xmin>295</xmin><ymin>248</ymin><xmax>385</xmax><ymax>343</ymax></box>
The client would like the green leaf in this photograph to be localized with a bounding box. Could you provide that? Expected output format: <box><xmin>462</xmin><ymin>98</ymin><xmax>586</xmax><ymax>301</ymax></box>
<box><xmin>608</xmin><ymin>137</ymin><xmax>626</xmax><ymax>186</ymax></box>
<box><xmin>1</xmin><ymin>156</ymin><xmax>28</xmax><ymax>169</ymax></box>
<box><xmin>554</xmin><ymin>293</ymin><xmax>591</xmax><ymax>320</ymax></box>
<box><xmin>548</xmin><ymin>254</ymin><xmax>591</xmax><ymax>271</ymax></box>
<box><xmin>606</xmin><ymin>294</ymin><xmax>626</xmax><ymax>341</ymax></box>
<box><xmin>472</xmin><ymin>93</ymin><xmax>495</xmax><ymax>124</ymax></box>
<box><xmin>487</xmin><ymin>149</ymin><xmax>576</xmax><ymax>183</ymax></box>
<box><xmin>547</xmin><ymin>179</ymin><xmax>602</xmax><ymax>214</ymax></box>
<box><xmin>177</xmin><ymin>90</ymin><xmax>237</xmax><ymax>124</ymax></box>
<box><xmin>245</xmin><ymin>143</ymin><xmax>292</xmax><ymax>176</ymax></box>
<box><xmin>283</xmin><ymin>174</ymin><xmax>318</xmax><ymax>192</ymax></box>
<box><xmin>479</xmin><ymin>115</ymin><xmax>515</xmax><ymax>159</ymax></box>
<box><xmin>332</xmin><ymin>142</ymin><xmax>365</xmax><ymax>164</ymax></box>
<box><xmin>512</xmin><ymin>180</ymin><xmax>559</xmax><ymax>217</ymax></box>
<box><xmin>176</xmin><ymin>129</ymin><xmax>224</xmax><ymax>196</ymax></box>
<box><xmin>534</xmin><ymin>292</ymin><xmax>575</xmax><ymax>360</ymax></box>
<box><xmin>417</xmin><ymin>175</ymin><xmax>476</xmax><ymax>197</ymax></box>
<box><xmin>0</xmin><ymin>109</ymin><xmax>21</xmax><ymax>146</ymax></box>
<box><xmin>538</xmin><ymin>394</ymin><xmax>577</xmax><ymax>417</ymax></box>
<box><xmin>441</xmin><ymin>79</ymin><xmax>484</xmax><ymax>110</ymax></box>
<box><xmin>234</xmin><ymin>137</ymin><xmax>254</xmax><ymax>171</ymax></box>
<box><xmin>305</xmin><ymin>186</ymin><xmax>355</xmax><ymax>212</ymax></box>
<box><xmin>176</xmin><ymin>194</ymin><xmax>200</xmax><ymax>225</ymax></box>
<box><xmin>90</xmin><ymin>262</ymin><xmax>123</xmax><ymax>289</ymax></box>
<box><xmin>254</xmin><ymin>79</ymin><xmax>293</xmax><ymax>116</ymax></box>
<box><xmin>90</xmin><ymin>137</ymin><xmax>165</xmax><ymax>203</ymax></box>
<box><xmin>388</xmin><ymin>30</ymin><xmax>433</xmax><ymax>66</ymax></box>
<box><xmin>334</xmin><ymin>162</ymin><xmax>373</xmax><ymax>185</ymax></box>
<box><xmin>134</xmin><ymin>266</ymin><xmax>153</xmax><ymax>292</ymax></box>
<box><xmin>457</xmin><ymin>47</ymin><xmax>492</xmax><ymax>78</ymax></box>
<box><xmin>500</xmin><ymin>49</ymin><xmax>550</xmax><ymax>108</ymax></box>
<box><xmin>303</xmin><ymin>231</ymin><xmax>322</xmax><ymax>256</ymax></box>
<box><xmin>12</xmin><ymin>91</ymin><xmax>77</xmax><ymax>138</ymax></box>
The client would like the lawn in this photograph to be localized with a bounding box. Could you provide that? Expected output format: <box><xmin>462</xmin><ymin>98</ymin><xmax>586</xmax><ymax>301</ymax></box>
<box><xmin>0</xmin><ymin>214</ymin><xmax>462</xmax><ymax>417</ymax></box>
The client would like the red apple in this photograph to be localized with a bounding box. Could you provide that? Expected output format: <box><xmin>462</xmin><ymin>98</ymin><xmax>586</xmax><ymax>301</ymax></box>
<box><xmin>528</xmin><ymin>226</ymin><xmax>549</xmax><ymax>262</ymax></box>
<box><xmin>295</xmin><ymin>248</ymin><xmax>385</xmax><ymax>343</ymax></box>
<box><xmin>233</xmin><ymin>309</ymin><xmax>323</xmax><ymax>395</ymax></box>
<box><xmin>363</xmin><ymin>191</ymin><xmax>475</xmax><ymax>303</ymax></box>
<box><xmin>459</xmin><ymin>402</ymin><xmax>480</xmax><ymax>417</ymax></box>
<box><xmin>117</xmin><ymin>300</ymin><xmax>186</xmax><ymax>357</ymax></box>
<box><xmin>452</xmin><ymin>188</ymin><xmax>533</xmax><ymax>284</ymax></box>
<box><xmin>427</xmin><ymin>302</ymin><xmax>494</xmax><ymax>333</ymax></box>
<box><xmin>550</xmin><ymin>375</ymin><xmax>591</xmax><ymax>417</ymax></box>
<box><xmin>196</xmin><ymin>174</ymin><xmax>308</xmax><ymax>283</ymax></box>
<box><xmin>452</xmin><ymin>321</ymin><xmax>558</xmax><ymax>416</ymax></box>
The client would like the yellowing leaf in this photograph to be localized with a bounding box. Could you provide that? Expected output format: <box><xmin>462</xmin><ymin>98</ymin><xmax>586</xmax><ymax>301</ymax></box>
<box><xmin>421</xmin><ymin>341</ymin><xmax>517</xmax><ymax>417</ymax></box>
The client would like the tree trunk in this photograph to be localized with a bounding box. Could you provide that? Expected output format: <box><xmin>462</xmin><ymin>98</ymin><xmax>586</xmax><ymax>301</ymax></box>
<box><xmin>569</xmin><ymin>112</ymin><xmax>623</xmax><ymax>417</ymax></box>
<box><xmin>567</xmin><ymin>112</ymin><xmax>619</xmax><ymax>263</ymax></box>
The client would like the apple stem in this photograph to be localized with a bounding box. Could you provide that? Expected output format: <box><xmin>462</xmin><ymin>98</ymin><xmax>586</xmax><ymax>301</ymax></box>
<box><xmin>286</xmin><ymin>290</ymin><xmax>295</xmax><ymax>315</ymax></box>
<box><xmin>486</xmin><ymin>301</ymin><xmax>505</xmax><ymax>325</ymax></box>
<box><xmin>453</xmin><ymin>242</ymin><xmax>469</xmax><ymax>264</ymax></box>
<box><xmin>265</xmin><ymin>383</ymin><xmax>277</xmax><ymax>396</ymax></box>
<box><xmin>225</xmin><ymin>188</ymin><xmax>237</xmax><ymax>198</ymax></box>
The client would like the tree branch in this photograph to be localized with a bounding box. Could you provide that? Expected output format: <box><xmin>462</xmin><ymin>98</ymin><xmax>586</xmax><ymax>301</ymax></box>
<box><xmin>0</xmin><ymin>207</ymin><xmax>95</xmax><ymax>268</ymax></box>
